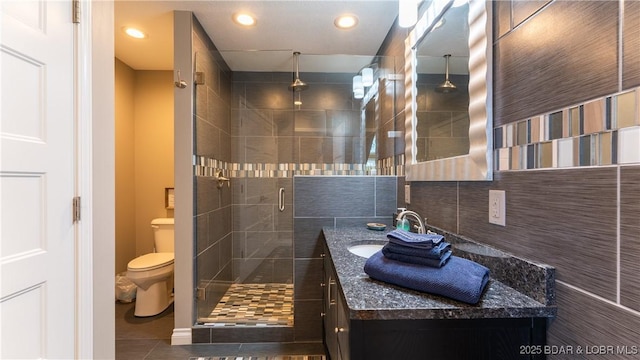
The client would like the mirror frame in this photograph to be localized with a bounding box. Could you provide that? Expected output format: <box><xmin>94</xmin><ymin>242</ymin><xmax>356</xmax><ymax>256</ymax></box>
<box><xmin>404</xmin><ymin>0</ymin><xmax>493</xmax><ymax>181</ymax></box>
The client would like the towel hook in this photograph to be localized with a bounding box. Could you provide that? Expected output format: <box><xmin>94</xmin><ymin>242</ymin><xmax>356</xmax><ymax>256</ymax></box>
<box><xmin>174</xmin><ymin>70</ymin><xmax>187</xmax><ymax>89</ymax></box>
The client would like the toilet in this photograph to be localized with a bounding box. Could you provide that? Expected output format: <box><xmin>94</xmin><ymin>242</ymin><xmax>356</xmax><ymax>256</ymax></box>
<box><xmin>127</xmin><ymin>218</ymin><xmax>175</xmax><ymax>317</ymax></box>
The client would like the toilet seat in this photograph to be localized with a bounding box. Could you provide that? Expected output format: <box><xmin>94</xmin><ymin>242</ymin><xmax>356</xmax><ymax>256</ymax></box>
<box><xmin>127</xmin><ymin>253</ymin><xmax>174</xmax><ymax>272</ymax></box>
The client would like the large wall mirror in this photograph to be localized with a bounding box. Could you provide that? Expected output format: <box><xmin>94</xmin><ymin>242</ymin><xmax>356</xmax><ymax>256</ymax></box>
<box><xmin>404</xmin><ymin>0</ymin><xmax>493</xmax><ymax>181</ymax></box>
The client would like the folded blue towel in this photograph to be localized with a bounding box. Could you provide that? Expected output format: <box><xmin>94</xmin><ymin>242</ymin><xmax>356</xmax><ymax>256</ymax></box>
<box><xmin>382</xmin><ymin>248</ymin><xmax>452</xmax><ymax>268</ymax></box>
<box><xmin>383</xmin><ymin>241</ymin><xmax>451</xmax><ymax>259</ymax></box>
<box><xmin>364</xmin><ymin>251</ymin><xmax>490</xmax><ymax>304</ymax></box>
<box><xmin>387</xmin><ymin>229</ymin><xmax>444</xmax><ymax>249</ymax></box>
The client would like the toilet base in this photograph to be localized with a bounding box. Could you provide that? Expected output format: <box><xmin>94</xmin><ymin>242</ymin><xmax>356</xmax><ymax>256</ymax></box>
<box><xmin>134</xmin><ymin>279</ymin><xmax>174</xmax><ymax>317</ymax></box>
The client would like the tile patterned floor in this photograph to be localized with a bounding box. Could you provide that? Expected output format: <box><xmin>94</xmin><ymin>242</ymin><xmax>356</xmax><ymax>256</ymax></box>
<box><xmin>201</xmin><ymin>283</ymin><xmax>294</xmax><ymax>326</ymax></box>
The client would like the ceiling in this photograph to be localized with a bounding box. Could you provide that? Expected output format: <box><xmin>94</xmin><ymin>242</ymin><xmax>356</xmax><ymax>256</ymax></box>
<box><xmin>114</xmin><ymin>0</ymin><xmax>400</xmax><ymax>73</ymax></box>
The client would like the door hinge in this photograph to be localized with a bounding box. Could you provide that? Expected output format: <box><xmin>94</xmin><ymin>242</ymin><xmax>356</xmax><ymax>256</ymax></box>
<box><xmin>73</xmin><ymin>196</ymin><xmax>81</xmax><ymax>222</ymax></box>
<box><xmin>196</xmin><ymin>287</ymin><xmax>206</xmax><ymax>301</ymax></box>
<box><xmin>72</xmin><ymin>0</ymin><xmax>80</xmax><ymax>24</ymax></box>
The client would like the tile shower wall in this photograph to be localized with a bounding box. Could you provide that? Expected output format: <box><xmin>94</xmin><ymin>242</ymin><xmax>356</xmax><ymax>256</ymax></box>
<box><xmin>229</xmin><ymin>71</ymin><xmax>364</xmax><ymax>291</ymax></box>
<box><xmin>293</xmin><ymin>176</ymin><xmax>398</xmax><ymax>341</ymax></box>
<box><xmin>191</xmin><ymin>18</ymin><xmax>234</xmax><ymax>320</ymax></box>
<box><xmin>398</xmin><ymin>1</ymin><xmax>640</xmax><ymax>357</ymax></box>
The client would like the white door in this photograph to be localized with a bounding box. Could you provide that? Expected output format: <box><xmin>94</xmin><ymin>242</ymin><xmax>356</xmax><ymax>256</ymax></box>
<box><xmin>1</xmin><ymin>0</ymin><xmax>77</xmax><ymax>358</ymax></box>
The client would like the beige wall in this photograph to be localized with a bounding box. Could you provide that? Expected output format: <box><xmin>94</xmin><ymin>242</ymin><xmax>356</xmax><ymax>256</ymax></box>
<box><xmin>115</xmin><ymin>58</ymin><xmax>136</xmax><ymax>274</ymax></box>
<box><xmin>134</xmin><ymin>70</ymin><xmax>174</xmax><ymax>255</ymax></box>
<box><xmin>115</xmin><ymin>59</ymin><xmax>174</xmax><ymax>273</ymax></box>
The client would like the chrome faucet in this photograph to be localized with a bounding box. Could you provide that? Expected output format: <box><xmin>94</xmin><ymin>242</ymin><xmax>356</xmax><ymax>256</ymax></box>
<box><xmin>396</xmin><ymin>210</ymin><xmax>426</xmax><ymax>234</ymax></box>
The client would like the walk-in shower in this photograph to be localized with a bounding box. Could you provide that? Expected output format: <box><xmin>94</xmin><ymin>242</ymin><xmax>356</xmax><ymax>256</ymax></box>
<box><xmin>192</xmin><ymin>47</ymin><xmax>391</xmax><ymax>333</ymax></box>
<box><xmin>193</xmin><ymin>49</ymin><xmax>297</xmax><ymax>328</ymax></box>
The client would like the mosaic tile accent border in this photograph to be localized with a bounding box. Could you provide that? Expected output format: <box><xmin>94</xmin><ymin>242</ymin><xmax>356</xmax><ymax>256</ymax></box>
<box><xmin>377</xmin><ymin>154</ymin><xmax>405</xmax><ymax>176</ymax></box>
<box><xmin>494</xmin><ymin>87</ymin><xmax>640</xmax><ymax>171</ymax></box>
<box><xmin>193</xmin><ymin>156</ymin><xmax>383</xmax><ymax>178</ymax></box>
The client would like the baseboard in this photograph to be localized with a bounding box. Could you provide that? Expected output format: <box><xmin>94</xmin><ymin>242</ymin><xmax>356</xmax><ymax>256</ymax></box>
<box><xmin>171</xmin><ymin>328</ymin><xmax>192</xmax><ymax>345</ymax></box>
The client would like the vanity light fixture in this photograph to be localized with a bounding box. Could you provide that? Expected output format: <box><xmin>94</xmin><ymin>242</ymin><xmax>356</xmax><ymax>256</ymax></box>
<box><xmin>352</xmin><ymin>64</ymin><xmax>377</xmax><ymax>98</ymax></box>
<box><xmin>233</xmin><ymin>12</ymin><xmax>256</xmax><ymax>27</ymax></box>
<box><xmin>361</xmin><ymin>67</ymin><xmax>374</xmax><ymax>87</ymax></box>
<box><xmin>352</xmin><ymin>75</ymin><xmax>364</xmax><ymax>99</ymax></box>
<box><xmin>334</xmin><ymin>14</ymin><xmax>358</xmax><ymax>29</ymax></box>
<box><xmin>123</xmin><ymin>27</ymin><xmax>146</xmax><ymax>39</ymax></box>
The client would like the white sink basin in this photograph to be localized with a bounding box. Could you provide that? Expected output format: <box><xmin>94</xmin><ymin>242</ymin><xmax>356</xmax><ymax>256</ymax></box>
<box><xmin>348</xmin><ymin>244</ymin><xmax>384</xmax><ymax>258</ymax></box>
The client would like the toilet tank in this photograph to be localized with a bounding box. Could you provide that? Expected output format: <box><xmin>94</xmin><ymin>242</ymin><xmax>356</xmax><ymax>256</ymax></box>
<box><xmin>151</xmin><ymin>218</ymin><xmax>174</xmax><ymax>253</ymax></box>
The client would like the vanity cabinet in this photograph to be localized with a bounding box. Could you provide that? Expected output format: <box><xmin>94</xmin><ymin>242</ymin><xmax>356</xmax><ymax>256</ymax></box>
<box><xmin>322</xmin><ymin>245</ymin><xmax>350</xmax><ymax>360</ymax></box>
<box><xmin>321</xmin><ymin>228</ymin><xmax>555</xmax><ymax>360</ymax></box>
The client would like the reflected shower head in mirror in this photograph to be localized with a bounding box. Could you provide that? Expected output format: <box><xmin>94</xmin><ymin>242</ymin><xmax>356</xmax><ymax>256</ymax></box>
<box><xmin>435</xmin><ymin>54</ymin><xmax>457</xmax><ymax>93</ymax></box>
<box><xmin>289</xmin><ymin>51</ymin><xmax>309</xmax><ymax>91</ymax></box>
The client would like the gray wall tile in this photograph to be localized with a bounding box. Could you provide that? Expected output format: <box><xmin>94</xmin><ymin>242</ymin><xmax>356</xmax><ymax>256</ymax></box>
<box><xmin>458</xmin><ymin>169</ymin><xmax>618</xmax><ymax>301</ymax></box>
<box><xmin>495</xmin><ymin>1</ymin><xmax>619</xmax><ymax>124</ymax></box>
<box><xmin>493</xmin><ymin>0</ymin><xmax>511</xmax><ymax>40</ymax></box>
<box><xmin>293</xmin><ymin>300</ymin><xmax>323</xmax><ymax>342</ymax></box>
<box><xmin>624</xmin><ymin>1</ymin><xmax>640</xmax><ymax>89</ymax></box>
<box><xmin>375</xmin><ymin>177</ymin><xmax>398</xmax><ymax>217</ymax></box>
<box><xmin>335</xmin><ymin>217</ymin><xmax>393</xmax><ymax>228</ymax></box>
<box><xmin>408</xmin><ymin>181</ymin><xmax>459</xmax><ymax>232</ymax></box>
<box><xmin>208</xmin><ymin>327</ymin><xmax>294</xmax><ymax>343</ymax></box>
<box><xmin>548</xmin><ymin>283</ymin><xmax>640</xmax><ymax>357</ymax></box>
<box><xmin>512</xmin><ymin>0</ymin><xmax>551</xmax><ymax>27</ymax></box>
<box><xmin>294</xmin><ymin>177</ymin><xmax>375</xmax><ymax>217</ymax></box>
<box><xmin>294</xmin><ymin>217</ymin><xmax>334</xmax><ymax>259</ymax></box>
<box><xmin>620</xmin><ymin>166</ymin><xmax>640</xmax><ymax>311</ymax></box>
<box><xmin>233</xmin><ymin>204</ymin><xmax>274</xmax><ymax>232</ymax></box>
<box><xmin>294</xmin><ymin>259</ymin><xmax>323</xmax><ymax>301</ymax></box>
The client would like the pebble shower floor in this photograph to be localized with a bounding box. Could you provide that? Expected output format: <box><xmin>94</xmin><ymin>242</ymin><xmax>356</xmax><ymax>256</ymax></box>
<box><xmin>200</xmin><ymin>283</ymin><xmax>294</xmax><ymax>326</ymax></box>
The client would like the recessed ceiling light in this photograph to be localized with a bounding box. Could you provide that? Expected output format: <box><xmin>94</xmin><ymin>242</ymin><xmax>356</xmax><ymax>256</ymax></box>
<box><xmin>334</xmin><ymin>14</ymin><xmax>358</xmax><ymax>29</ymax></box>
<box><xmin>123</xmin><ymin>27</ymin><xmax>146</xmax><ymax>39</ymax></box>
<box><xmin>233</xmin><ymin>12</ymin><xmax>256</xmax><ymax>27</ymax></box>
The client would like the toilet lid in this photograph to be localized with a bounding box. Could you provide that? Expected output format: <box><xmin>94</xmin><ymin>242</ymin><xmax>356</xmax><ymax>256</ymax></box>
<box><xmin>127</xmin><ymin>253</ymin><xmax>174</xmax><ymax>271</ymax></box>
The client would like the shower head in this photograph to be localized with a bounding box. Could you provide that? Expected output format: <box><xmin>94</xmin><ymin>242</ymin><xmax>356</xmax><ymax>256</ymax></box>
<box><xmin>289</xmin><ymin>51</ymin><xmax>309</xmax><ymax>92</ymax></box>
<box><xmin>435</xmin><ymin>54</ymin><xmax>457</xmax><ymax>93</ymax></box>
<box><xmin>289</xmin><ymin>78</ymin><xmax>308</xmax><ymax>91</ymax></box>
<box><xmin>435</xmin><ymin>79</ymin><xmax>457</xmax><ymax>93</ymax></box>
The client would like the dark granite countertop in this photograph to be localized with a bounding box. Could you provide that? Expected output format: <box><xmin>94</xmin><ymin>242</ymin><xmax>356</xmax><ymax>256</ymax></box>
<box><xmin>322</xmin><ymin>226</ymin><xmax>557</xmax><ymax>321</ymax></box>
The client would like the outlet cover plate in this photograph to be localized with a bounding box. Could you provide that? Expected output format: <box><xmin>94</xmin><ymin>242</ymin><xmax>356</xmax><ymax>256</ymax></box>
<box><xmin>404</xmin><ymin>185</ymin><xmax>411</xmax><ymax>204</ymax></box>
<box><xmin>488</xmin><ymin>190</ymin><xmax>506</xmax><ymax>226</ymax></box>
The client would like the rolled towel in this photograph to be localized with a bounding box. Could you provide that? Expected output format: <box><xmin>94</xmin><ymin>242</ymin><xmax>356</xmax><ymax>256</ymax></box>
<box><xmin>364</xmin><ymin>251</ymin><xmax>490</xmax><ymax>304</ymax></box>
<box><xmin>387</xmin><ymin>229</ymin><xmax>444</xmax><ymax>249</ymax></box>
<box><xmin>382</xmin><ymin>248</ymin><xmax>452</xmax><ymax>268</ymax></box>
<box><xmin>383</xmin><ymin>241</ymin><xmax>451</xmax><ymax>259</ymax></box>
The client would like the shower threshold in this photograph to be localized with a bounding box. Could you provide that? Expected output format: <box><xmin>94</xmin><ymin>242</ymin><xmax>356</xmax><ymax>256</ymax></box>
<box><xmin>198</xmin><ymin>283</ymin><xmax>293</xmax><ymax>327</ymax></box>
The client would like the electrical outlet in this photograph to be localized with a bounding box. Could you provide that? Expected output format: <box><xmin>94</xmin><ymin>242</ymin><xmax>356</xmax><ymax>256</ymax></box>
<box><xmin>488</xmin><ymin>190</ymin><xmax>506</xmax><ymax>226</ymax></box>
<box><xmin>404</xmin><ymin>185</ymin><xmax>411</xmax><ymax>204</ymax></box>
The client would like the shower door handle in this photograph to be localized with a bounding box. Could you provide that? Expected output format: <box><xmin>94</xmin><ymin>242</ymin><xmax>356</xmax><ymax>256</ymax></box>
<box><xmin>278</xmin><ymin>187</ymin><xmax>285</xmax><ymax>212</ymax></box>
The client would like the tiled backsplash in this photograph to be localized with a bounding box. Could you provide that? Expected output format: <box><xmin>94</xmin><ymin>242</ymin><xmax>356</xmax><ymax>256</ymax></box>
<box><xmin>494</xmin><ymin>87</ymin><xmax>640</xmax><ymax>170</ymax></box>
